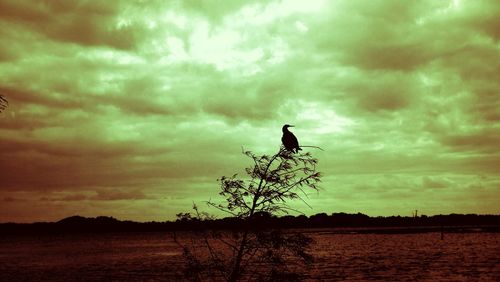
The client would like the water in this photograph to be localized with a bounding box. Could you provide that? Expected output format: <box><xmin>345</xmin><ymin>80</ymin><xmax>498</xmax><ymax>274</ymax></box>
<box><xmin>307</xmin><ymin>231</ymin><xmax>500</xmax><ymax>281</ymax></box>
<box><xmin>0</xmin><ymin>231</ymin><xmax>498</xmax><ymax>281</ymax></box>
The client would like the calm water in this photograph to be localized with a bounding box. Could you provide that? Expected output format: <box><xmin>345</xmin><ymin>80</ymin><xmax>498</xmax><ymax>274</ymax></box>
<box><xmin>0</xmin><ymin>231</ymin><xmax>498</xmax><ymax>281</ymax></box>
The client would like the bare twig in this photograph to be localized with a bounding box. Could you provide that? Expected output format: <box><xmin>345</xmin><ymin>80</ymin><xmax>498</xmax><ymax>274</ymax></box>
<box><xmin>300</xmin><ymin>145</ymin><xmax>324</xmax><ymax>151</ymax></box>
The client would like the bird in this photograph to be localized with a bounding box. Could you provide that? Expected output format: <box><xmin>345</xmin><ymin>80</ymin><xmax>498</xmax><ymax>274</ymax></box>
<box><xmin>281</xmin><ymin>124</ymin><xmax>302</xmax><ymax>153</ymax></box>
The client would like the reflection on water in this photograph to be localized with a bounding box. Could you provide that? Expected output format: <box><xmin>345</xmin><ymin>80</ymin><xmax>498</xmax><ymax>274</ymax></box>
<box><xmin>0</xmin><ymin>231</ymin><xmax>498</xmax><ymax>281</ymax></box>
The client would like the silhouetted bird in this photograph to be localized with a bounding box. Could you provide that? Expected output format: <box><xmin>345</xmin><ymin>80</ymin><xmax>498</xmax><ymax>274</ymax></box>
<box><xmin>282</xmin><ymin>124</ymin><xmax>302</xmax><ymax>153</ymax></box>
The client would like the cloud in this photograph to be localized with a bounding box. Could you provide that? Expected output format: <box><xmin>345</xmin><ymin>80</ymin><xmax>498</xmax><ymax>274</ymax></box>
<box><xmin>0</xmin><ymin>0</ymin><xmax>142</xmax><ymax>50</ymax></box>
<box><xmin>421</xmin><ymin>176</ymin><xmax>452</xmax><ymax>189</ymax></box>
<box><xmin>0</xmin><ymin>0</ymin><xmax>498</xmax><ymax>222</ymax></box>
<box><xmin>3</xmin><ymin>196</ymin><xmax>20</xmax><ymax>202</ymax></box>
<box><xmin>90</xmin><ymin>189</ymin><xmax>147</xmax><ymax>201</ymax></box>
<box><xmin>440</xmin><ymin>130</ymin><xmax>500</xmax><ymax>154</ymax></box>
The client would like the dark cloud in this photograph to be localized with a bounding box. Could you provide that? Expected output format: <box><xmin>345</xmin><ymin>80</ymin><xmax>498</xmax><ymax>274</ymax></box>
<box><xmin>468</xmin><ymin>84</ymin><xmax>500</xmax><ymax>122</ymax></box>
<box><xmin>440</xmin><ymin>130</ymin><xmax>500</xmax><ymax>154</ymax></box>
<box><xmin>0</xmin><ymin>0</ymin><xmax>498</xmax><ymax>222</ymax></box>
<box><xmin>451</xmin><ymin>0</ymin><xmax>500</xmax><ymax>40</ymax></box>
<box><xmin>40</xmin><ymin>193</ymin><xmax>88</xmax><ymax>202</ymax></box>
<box><xmin>308</xmin><ymin>0</ymin><xmax>448</xmax><ymax>71</ymax></box>
<box><xmin>0</xmin><ymin>0</ymin><xmax>140</xmax><ymax>49</ymax></box>
<box><xmin>3</xmin><ymin>197</ymin><xmax>20</xmax><ymax>202</ymax></box>
<box><xmin>0</xmin><ymin>86</ymin><xmax>83</xmax><ymax>110</ymax></box>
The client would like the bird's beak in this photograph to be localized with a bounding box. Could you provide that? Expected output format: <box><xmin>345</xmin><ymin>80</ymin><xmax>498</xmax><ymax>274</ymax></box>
<box><xmin>289</xmin><ymin>125</ymin><xmax>295</xmax><ymax>127</ymax></box>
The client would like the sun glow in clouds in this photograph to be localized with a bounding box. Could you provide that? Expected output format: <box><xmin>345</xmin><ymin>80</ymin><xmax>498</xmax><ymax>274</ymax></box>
<box><xmin>297</xmin><ymin>101</ymin><xmax>354</xmax><ymax>135</ymax></box>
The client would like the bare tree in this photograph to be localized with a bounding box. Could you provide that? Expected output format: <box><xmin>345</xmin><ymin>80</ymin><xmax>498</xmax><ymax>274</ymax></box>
<box><xmin>0</xmin><ymin>95</ymin><xmax>7</xmax><ymax>113</ymax></box>
<box><xmin>175</xmin><ymin>147</ymin><xmax>321</xmax><ymax>281</ymax></box>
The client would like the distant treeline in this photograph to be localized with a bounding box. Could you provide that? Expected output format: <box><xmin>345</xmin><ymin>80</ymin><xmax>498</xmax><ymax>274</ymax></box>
<box><xmin>1</xmin><ymin>213</ymin><xmax>500</xmax><ymax>235</ymax></box>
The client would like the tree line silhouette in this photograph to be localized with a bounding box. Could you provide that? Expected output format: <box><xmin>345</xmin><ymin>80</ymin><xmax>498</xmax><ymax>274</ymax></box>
<box><xmin>2</xmin><ymin>213</ymin><xmax>499</xmax><ymax>235</ymax></box>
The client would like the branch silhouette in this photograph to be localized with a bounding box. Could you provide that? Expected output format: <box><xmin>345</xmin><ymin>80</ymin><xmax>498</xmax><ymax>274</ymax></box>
<box><xmin>0</xmin><ymin>94</ymin><xmax>8</xmax><ymax>113</ymax></box>
<box><xmin>175</xmin><ymin>147</ymin><xmax>321</xmax><ymax>281</ymax></box>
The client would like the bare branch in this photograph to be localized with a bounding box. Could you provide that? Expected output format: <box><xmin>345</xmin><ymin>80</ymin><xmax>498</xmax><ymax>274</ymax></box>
<box><xmin>178</xmin><ymin>146</ymin><xmax>321</xmax><ymax>281</ymax></box>
<box><xmin>0</xmin><ymin>95</ymin><xmax>8</xmax><ymax>113</ymax></box>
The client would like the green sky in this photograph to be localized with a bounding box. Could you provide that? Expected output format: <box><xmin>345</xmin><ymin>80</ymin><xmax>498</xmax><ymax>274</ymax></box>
<box><xmin>0</xmin><ymin>0</ymin><xmax>499</xmax><ymax>222</ymax></box>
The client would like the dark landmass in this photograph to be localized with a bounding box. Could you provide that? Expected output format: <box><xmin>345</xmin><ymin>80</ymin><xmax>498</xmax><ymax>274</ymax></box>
<box><xmin>1</xmin><ymin>213</ymin><xmax>499</xmax><ymax>236</ymax></box>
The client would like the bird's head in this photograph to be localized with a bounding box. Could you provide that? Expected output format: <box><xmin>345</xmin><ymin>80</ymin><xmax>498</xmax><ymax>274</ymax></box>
<box><xmin>282</xmin><ymin>124</ymin><xmax>294</xmax><ymax>132</ymax></box>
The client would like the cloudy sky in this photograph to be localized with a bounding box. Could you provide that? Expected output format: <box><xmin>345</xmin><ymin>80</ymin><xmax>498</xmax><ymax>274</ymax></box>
<box><xmin>0</xmin><ymin>0</ymin><xmax>499</xmax><ymax>222</ymax></box>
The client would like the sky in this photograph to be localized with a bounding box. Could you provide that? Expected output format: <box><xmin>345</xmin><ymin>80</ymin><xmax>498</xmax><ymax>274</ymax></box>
<box><xmin>0</xmin><ymin>0</ymin><xmax>499</xmax><ymax>223</ymax></box>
